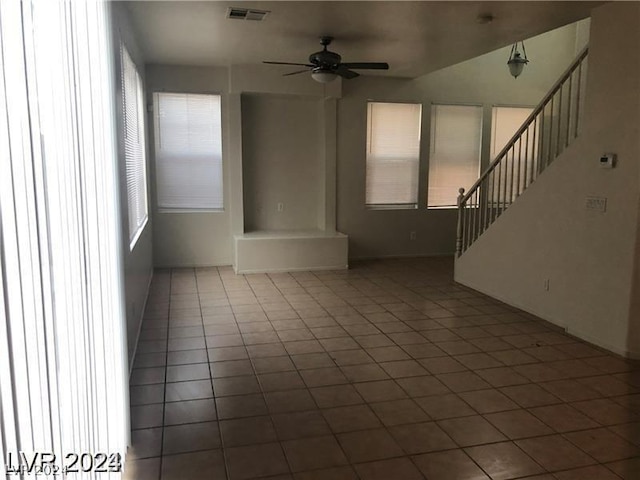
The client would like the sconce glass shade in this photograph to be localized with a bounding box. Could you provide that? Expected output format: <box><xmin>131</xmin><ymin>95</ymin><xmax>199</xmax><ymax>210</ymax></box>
<box><xmin>507</xmin><ymin>42</ymin><xmax>529</xmax><ymax>79</ymax></box>
<box><xmin>508</xmin><ymin>53</ymin><xmax>527</xmax><ymax>78</ymax></box>
<box><xmin>311</xmin><ymin>70</ymin><xmax>338</xmax><ymax>83</ymax></box>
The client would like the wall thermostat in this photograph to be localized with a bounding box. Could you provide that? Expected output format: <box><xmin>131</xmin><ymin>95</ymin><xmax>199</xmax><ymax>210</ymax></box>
<box><xmin>600</xmin><ymin>153</ymin><xmax>615</xmax><ymax>169</ymax></box>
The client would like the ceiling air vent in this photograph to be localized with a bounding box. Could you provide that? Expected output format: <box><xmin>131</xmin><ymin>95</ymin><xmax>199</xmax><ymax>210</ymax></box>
<box><xmin>226</xmin><ymin>7</ymin><xmax>269</xmax><ymax>21</ymax></box>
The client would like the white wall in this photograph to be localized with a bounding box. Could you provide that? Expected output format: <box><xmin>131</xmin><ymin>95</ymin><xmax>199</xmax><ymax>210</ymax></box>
<box><xmin>337</xmin><ymin>21</ymin><xmax>585</xmax><ymax>259</ymax></box>
<box><xmin>146</xmin><ymin>64</ymin><xmax>341</xmax><ymax>267</ymax></box>
<box><xmin>242</xmin><ymin>93</ymin><xmax>322</xmax><ymax>231</ymax></box>
<box><xmin>143</xmin><ymin>20</ymin><xmax>585</xmax><ymax>266</ymax></box>
<box><xmin>455</xmin><ymin>2</ymin><xmax>640</xmax><ymax>358</ymax></box>
<box><xmin>112</xmin><ymin>3</ymin><xmax>154</xmax><ymax>366</ymax></box>
<box><xmin>146</xmin><ymin>65</ymin><xmax>232</xmax><ymax>267</ymax></box>
<box><xmin>628</xmin><ymin>207</ymin><xmax>640</xmax><ymax>355</ymax></box>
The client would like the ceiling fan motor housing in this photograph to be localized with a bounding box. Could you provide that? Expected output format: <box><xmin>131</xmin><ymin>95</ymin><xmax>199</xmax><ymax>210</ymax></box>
<box><xmin>309</xmin><ymin>50</ymin><xmax>341</xmax><ymax>68</ymax></box>
<box><xmin>263</xmin><ymin>35</ymin><xmax>387</xmax><ymax>81</ymax></box>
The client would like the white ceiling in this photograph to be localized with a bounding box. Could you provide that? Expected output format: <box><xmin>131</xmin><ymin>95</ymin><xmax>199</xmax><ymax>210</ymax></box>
<box><xmin>125</xmin><ymin>1</ymin><xmax>601</xmax><ymax>78</ymax></box>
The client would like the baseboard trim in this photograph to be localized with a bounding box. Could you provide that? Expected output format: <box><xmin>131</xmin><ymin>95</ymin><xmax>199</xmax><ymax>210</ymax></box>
<box><xmin>234</xmin><ymin>264</ymin><xmax>349</xmax><ymax>275</ymax></box>
<box><xmin>567</xmin><ymin>326</ymin><xmax>640</xmax><ymax>360</ymax></box>
<box><xmin>128</xmin><ymin>269</ymin><xmax>154</xmax><ymax>377</ymax></box>
<box><xmin>154</xmin><ymin>262</ymin><xmax>232</xmax><ymax>269</ymax></box>
<box><xmin>453</xmin><ymin>274</ymin><xmax>566</xmax><ymax>329</ymax></box>
<box><xmin>455</xmin><ymin>271</ymin><xmax>639</xmax><ymax>360</ymax></box>
<box><xmin>349</xmin><ymin>252</ymin><xmax>454</xmax><ymax>261</ymax></box>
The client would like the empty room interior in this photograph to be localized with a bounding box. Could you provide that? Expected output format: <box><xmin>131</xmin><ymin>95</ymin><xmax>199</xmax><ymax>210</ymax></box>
<box><xmin>2</xmin><ymin>1</ymin><xmax>640</xmax><ymax>479</ymax></box>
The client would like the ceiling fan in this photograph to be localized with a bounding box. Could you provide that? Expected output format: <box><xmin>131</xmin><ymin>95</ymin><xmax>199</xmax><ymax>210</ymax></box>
<box><xmin>263</xmin><ymin>36</ymin><xmax>389</xmax><ymax>83</ymax></box>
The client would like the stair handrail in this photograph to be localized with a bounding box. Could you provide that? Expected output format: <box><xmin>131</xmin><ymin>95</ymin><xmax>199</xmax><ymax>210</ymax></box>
<box><xmin>459</xmin><ymin>46</ymin><xmax>589</xmax><ymax>206</ymax></box>
<box><xmin>456</xmin><ymin>45</ymin><xmax>589</xmax><ymax>257</ymax></box>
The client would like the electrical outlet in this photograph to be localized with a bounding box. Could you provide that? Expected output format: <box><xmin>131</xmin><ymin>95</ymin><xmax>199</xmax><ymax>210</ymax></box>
<box><xmin>277</xmin><ymin>203</ymin><xmax>284</xmax><ymax>212</ymax></box>
<box><xmin>410</xmin><ymin>231</ymin><xmax>417</xmax><ymax>240</ymax></box>
<box><xmin>544</xmin><ymin>279</ymin><xmax>550</xmax><ymax>291</ymax></box>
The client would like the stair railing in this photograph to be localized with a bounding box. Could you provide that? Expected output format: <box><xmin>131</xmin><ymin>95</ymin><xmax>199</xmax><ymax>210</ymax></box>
<box><xmin>456</xmin><ymin>46</ymin><xmax>589</xmax><ymax>257</ymax></box>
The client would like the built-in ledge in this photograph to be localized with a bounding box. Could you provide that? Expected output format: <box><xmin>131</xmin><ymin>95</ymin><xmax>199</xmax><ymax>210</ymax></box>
<box><xmin>234</xmin><ymin>229</ymin><xmax>348</xmax><ymax>274</ymax></box>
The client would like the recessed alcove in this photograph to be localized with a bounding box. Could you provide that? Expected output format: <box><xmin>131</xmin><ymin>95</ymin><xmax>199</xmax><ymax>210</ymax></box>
<box><xmin>241</xmin><ymin>93</ymin><xmax>322</xmax><ymax>232</ymax></box>
<box><xmin>234</xmin><ymin>91</ymin><xmax>349</xmax><ymax>273</ymax></box>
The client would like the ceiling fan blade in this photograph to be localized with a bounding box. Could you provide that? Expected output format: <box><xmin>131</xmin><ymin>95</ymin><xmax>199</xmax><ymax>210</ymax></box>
<box><xmin>340</xmin><ymin>62</ymin><xmax>389</xmax><ymax>70</ymax></box>
<box><xmin>263</xmin><ymin>61</ymin><xmax>314</xmax><ymax>67</ymax></box>
<box><xmin>335</xmin><ymin>67</ymin><xmax>359</xmax><ymax>79</ymax></box>
<box><xmin>283</xmin><ymin>69</ymin><xmax>310</xmax><ymax>77</ymax></box>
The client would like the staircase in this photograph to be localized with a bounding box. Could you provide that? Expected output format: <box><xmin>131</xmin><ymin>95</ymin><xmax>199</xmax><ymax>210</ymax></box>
<box><xmin>456</xmin><ymin>47</ymin><xmax>589</xmax><ymax>257</ymax></box>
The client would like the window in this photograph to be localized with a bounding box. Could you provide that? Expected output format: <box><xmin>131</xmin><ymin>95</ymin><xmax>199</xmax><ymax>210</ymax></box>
<box><xmin>491</xmin><ymin>106</ymin><xmax>535</xmax><ymax>201</ymax></box>
<box><xmin>121</xmin><ymin>45</ymin><xmax>148</xmax><ymax>248</ymax></box>
<box><xmin>154</xmin><ymin>92</ymin><xmax>223</xmax><ymax>210</ymax></box>
<box><xmin>366</xmin><ymin>102</ymin><xmax>422</xmax><ymax>207</ymax></box>
<box><xmin>427</xmin><ymin>104</ymin><xmax>483</xmax><ymax>208</ymax></box>
<box><xmin>491</xmin><ymin>106</ymin><xmax>534</xmax><ymax>158</ymax></box>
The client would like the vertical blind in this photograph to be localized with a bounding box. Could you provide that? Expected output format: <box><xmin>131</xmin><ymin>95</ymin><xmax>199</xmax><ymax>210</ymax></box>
<box><xmin>428</xmin><ymin>104</ymin><xmax>483</xmax><ymax>207</ymax></box>
<box><xmin>122</xmin><ymin>45</ymin><xmax>148</xmax><ymax>247</ymax></box>
<box><xmin>154</xmin><ymin>92</ymin><xmax>224</xmax><ymax>210</ymax></box>
<box><xmin>366</xmin><ymin>102</ymin><xmax>422</xmax><ymax>206</ymax></box>
<box><xmin>1</xmin><ymin>0</ymin><xmax>128</xmax><ymax>478</ymax></box>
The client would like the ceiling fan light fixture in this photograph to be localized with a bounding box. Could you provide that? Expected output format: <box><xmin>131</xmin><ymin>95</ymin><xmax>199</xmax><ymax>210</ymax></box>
<box><xmin>311</xmin><ymin>70</ymin><xmax>338</xmax><ymax>83</ymax></box>
<box><xmin>264</xmin><ymin>37</ymin><xmax>388</xmax><ymax>83</ymax></box>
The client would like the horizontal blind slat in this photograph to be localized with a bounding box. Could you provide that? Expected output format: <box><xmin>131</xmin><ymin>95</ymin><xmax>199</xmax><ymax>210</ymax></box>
<box><xmin>121</xmin><ymin>45</ymin><xmax>148</xmax><ymax>245</ymax></box>
<box><xmin>155</xmin><ymin>92</ymin><xmax>223</xmax><ymax>210</ymax></box>
<box><xmin>366</xmin><ymin>102</ymin><xmax>421</xmax><ymax>206</ymax></box>
<box><xmin>428</xmin><ymin>105</ymin><xmax>483</xmax><ymax>207</ymax></box>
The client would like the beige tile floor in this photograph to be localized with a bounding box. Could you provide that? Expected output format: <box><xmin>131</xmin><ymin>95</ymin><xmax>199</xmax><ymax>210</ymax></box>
<box><xmin>123</xmin><ymin>257</ymin><xmax>640</xmax><ymax>480</ymax></box>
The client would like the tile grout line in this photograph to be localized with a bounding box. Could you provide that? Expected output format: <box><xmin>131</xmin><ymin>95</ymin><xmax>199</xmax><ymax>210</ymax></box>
<box><xmin>218</xmin><ymin>267</ymin><xmax>288</xmax><ymax>478</ymax></box>
<box><xmin>195</xmin><ymin>266</ymin><xmax>230</xmax><ymax>480</ymax></box>
<box><xmin>244</xmin><ymin>270</ymin><xmax>321</xmax><ymax>478</ymax></box>
<box><xmin>156</xmin><ymin>269</ymin><xmax>173</xmax><ymax>480</ymax></box>
<box><xmin>126</xmin><ymin>261</ymin><xmax>640</xmax><ymax>479</ymax></box>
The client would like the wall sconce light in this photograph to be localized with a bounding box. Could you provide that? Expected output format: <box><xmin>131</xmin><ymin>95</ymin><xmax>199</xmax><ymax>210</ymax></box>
<box><xmin>507</xmin><ymin>41</ymin><xmax>529</xmax><ymax>78</ymax></box>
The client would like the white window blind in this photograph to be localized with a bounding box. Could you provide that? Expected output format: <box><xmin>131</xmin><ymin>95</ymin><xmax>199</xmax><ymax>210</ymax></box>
<box><xmin>491</xmin><ymin>106</ymin><xmax>535</xmax><ymax>201</ymax></box>
<box><xmin>428</xmin><ymin>104</ymin><xmax>483</xmax><ymax>208</ymax></box>
<box><xmin>491</xmin><ymin>106</ymin><xmax>534</xmax><ymax>158</ymax></box>
<box><xmin>122</xmin><ymin>45</ymin><xmax>148</xmax><ymax>248</ymax></box>
<box><xmin>366</xmin><ymin>102</ymin><xmax>422</xmax><ymax>206</ymax></box>
<box><xmin>154</xmin><ymin>92</ymin><xmax>224</xmax><ymax>210</ymax></box>
<box><xmin>1</xmin><ymin>0</ymin><xmax>128</xmax><ymax>474</ymax></box>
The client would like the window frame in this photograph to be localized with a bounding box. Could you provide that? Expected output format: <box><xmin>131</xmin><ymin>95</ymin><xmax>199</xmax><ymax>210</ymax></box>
<box><xmin>426</xmin><ymin>102</ymin><xmax>484</xmax><ymax>210</ymax></box>
<box><xmin>489</xmin><ymin>104</ymin><xmax>536</xmax><ymax>205</ymax></box>
<box><xmin>152</xmin><ymin>91</ymin><xmax>225</xmax><ymax>214</ymax></box>
<box><xmin>121</xmin><ymin>43</ymin><xmax>149</xmax><ymax>250</ymax></box>
<box><xmin>490</xmin><ymin>104</ymin><xmax>536</xmax><ymax>159</ymax></box>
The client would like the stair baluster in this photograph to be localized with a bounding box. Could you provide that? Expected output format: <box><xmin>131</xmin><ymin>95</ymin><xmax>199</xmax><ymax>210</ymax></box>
<box><xmin>456</xmin><ymin>47</ymin><xmax>589</xmax><ymax>257</ymax></box>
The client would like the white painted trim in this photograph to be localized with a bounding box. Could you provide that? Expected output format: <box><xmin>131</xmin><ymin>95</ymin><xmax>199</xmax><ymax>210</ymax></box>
<box><xmin>454</xmin><ymin>272</ymin><xmax>567</xmax><ymax>329</ymax></box>
<box><xmin>350</xmin><ymin>252</ymin><xmax>454</xmax><ymax>261</ymax></box>
<box><xmin>236</xmin><ymin>230</ymin><xmax>348</xmax><ymax>240</ymax></box>
<box><xmin>235</xmin><ymin>264</ymin><xmax>349</xmax><ymax>275</ymax></box>
<box><xmin>155</xmin><ymin>262</ymin><xmax>232</xmax><ymax>269</ymax></box>
<box><xmin>128</xmin><ymin>269</ymin><xmax>154</xmax><ymax>376</ymax></box>
<box><xmin>567</xmin><ymin>326</ymin><xmax>640</xmax><ymax>360</ymax></box>
<box><xmin>455</xmin><ymin>271</ymin><xmax>640</xmax><ymax>359</ymax></box>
